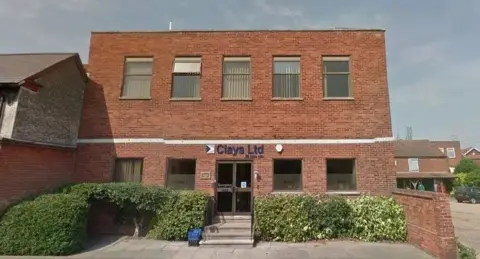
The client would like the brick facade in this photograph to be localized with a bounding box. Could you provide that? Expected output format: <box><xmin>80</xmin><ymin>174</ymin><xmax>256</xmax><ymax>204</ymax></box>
<box><xmin>431</xmin><ymin>141</ymin><xmax>462</xmax><ymax>170</ymax></box>
<box><xmin>0</xmin><ymin>143</ymin><xmax>75</xmax><ymax>211</ymax></box>
<box><xmin>395</xmin><ymin>157</ymin><xmax>449</xmax><ymax>173</ymax></box>
<box><xmin>394</xmin><ymin>189</ymin><xmax>457</xmax><ymax>259</ymax></box>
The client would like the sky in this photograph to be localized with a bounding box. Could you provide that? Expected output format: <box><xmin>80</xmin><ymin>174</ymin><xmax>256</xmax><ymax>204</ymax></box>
<box><xmin>1</xmin><ymin>0</ymin><xmax>479</xmax><ymax>147</ymax></box>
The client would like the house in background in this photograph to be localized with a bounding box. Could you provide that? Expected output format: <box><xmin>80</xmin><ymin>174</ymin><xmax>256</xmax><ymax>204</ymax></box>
<box><xmin>394</xmin><ymin>140</ymin><xmax>455</xmax><ymax>192</ymax></box>
<box><xmin>463</xmin><ymin>146</ymin><xmax>480</xmax><ymax>166</ymax></box>
<box><xmin>430</xmin><ymin>140</ymin><xmax>461</xmax><ymax>173</ymax></box>
<box><xmin>0</xmin><ymin>53</ymin><xmax>87</xmax><ymax>210</ymax></box>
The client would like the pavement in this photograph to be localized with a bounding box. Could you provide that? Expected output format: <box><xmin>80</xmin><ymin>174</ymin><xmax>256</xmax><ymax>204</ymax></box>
<box><xmin>61</xmin><ymin>238</ymin><xmax>434</xmax><ymax>259</ymax></box>
<box><xmin>450</xmin><ymin>200</ymin><xmax>480</xmax><ymax>255</ymax></box>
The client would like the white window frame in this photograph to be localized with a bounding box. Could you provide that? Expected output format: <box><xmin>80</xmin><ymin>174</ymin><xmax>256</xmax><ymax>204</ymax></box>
<box><xmin>171</xmin><ymin>57</ymin><xmax>202</xmax><ymax>99</ymax></box>
<box><xmin>408</xmin><ymin>158</ymin><xmax>419</xmax><ymax>172</ymax></box>
<box><xmin>222</xmin><ymin>57</ymin><xmax>251</xmax><ymax>99</ymax></box>
<box><xmin>121</xmin><ymin>57</ymin><xmax>154</xmax><ymax>99</ymax></box>
<box><xmin>272</xmin><ymin>56</ymin><xmax>301</xmax><ymax>99</ymax></box>
<box><xmin>323</xmin><ymin>56</ymin><xmax>351</xmax><ymax>98</ymax></box>
<box><xmin>446</xmin><ymin>148</ymin><xmax>456</xmax><ymax>159</ymax></box>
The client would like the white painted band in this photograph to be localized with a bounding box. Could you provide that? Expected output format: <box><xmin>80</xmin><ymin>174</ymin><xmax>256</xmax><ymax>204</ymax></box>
<box><xmin>77</xmin><ymin>137</ymin><xmax>395</xmax><ymax>144</ymax></box>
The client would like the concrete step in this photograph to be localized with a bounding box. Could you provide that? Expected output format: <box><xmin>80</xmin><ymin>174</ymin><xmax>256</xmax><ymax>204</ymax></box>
<box><xmin>213</xmin><ymin>215</ymin><xmax>252</xmax><ymax>224</ymax></box>
<box><xmin>199</xmin><ymin>239</ymin><xmax>254</xmax><ymax>248</ymax></box>
<box><xmin>204</xmin><ymin>222</ymin><xmax>251</xmax><ymax>233</ymax></box>
<box><xmin>203</xmin><ymin>230</ymin><xmax>252</xmax><ymax>240</ymax></box>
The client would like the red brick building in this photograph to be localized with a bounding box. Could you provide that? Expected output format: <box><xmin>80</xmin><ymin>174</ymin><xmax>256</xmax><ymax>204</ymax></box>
<box><xmin>0</xmin><ymin>53</ymin><xmax>87</xmax><ymax>210</ymax></box>
<box><xmin>431</xmin><ymin>140</ymin><xmax>462</xmax><ymax>172</ymax></box>
<box><xmin>76</xmin><ymin>29</ymin><xmax>395</xmax><ymax>215</ymax></box>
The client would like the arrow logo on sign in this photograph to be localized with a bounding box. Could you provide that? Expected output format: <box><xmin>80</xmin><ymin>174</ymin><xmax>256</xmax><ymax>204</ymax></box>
<box><xmin>206</xmin><ymin>144</ymin><xmax>215</xmax><ymax>154</ymax></box>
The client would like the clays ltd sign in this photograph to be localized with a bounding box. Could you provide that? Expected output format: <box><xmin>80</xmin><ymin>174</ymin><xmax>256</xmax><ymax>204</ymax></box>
<box><xmin>205</xmin><ymin>144</ymin><xmax>264</xmax><ymax>158</ymax></box>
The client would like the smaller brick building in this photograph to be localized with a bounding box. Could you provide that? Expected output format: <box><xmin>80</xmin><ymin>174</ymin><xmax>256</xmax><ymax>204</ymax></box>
<box><xmin>0</xmin><ymin>53</ymin><xmax>87</xmax><ymax>209</ymax></box>
<box><xmin>394</xmin><ymin>140</ymin><xmax>454</xmax><ymax>192</ymax></box>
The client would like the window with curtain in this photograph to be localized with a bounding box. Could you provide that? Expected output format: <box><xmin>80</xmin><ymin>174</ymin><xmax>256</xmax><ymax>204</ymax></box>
<box><xmin>172</xmin><ymin>57</ymin><xmax>201</xmax><ymax>98</ymax></box>
<box><xmin>166</xmin><ymin>159</ymin><xmax>196</xmax><ymax>190</ymax></box>
<box><xmin>408</xmin><ymin>158</ymin><xmax>419</xmax><ymax>172</ymax></box>
<box><xmin>222</xmin><ymin>57</ymin><xmax>251</xmax><ymax>99</ymax></box>
<box><xmin>121</xmin><ymin>57</ymin><xmax>153</xmax><ymax>98</ymax></box>
<box><xmin>323</xmin><ymin>57</ymin><xmax>351</xmax><ymax>98</ymax></box>
<box><xmin>114</xmin><ymin>158</ymin><xmax>143</xmax><ymax>182</ymax></box>
<box><xmin>273</xmin><ymin>159</ymin><xmax>302</xmax><ymax>191</ymax></box>
<box><xmin>273</xmin><ymin>57</ymin><xmax>300</xmax><ymax>98</ymax></box>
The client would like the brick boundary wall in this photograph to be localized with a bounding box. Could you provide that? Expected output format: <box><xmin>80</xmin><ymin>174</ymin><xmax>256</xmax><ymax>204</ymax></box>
<box><xmin>393</xmin><ymin>188</ymin><xmax>457</xmax><ymax>259</ymax></box>
<box><xmin>0</xmin><ymin>143</ymin><xmax>75</xmax><ymax>213</ymax></box>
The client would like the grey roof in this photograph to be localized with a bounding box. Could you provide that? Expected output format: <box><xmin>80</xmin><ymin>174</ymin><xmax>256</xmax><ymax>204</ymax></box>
<box><xmin>0</xmin><ymin>53</ymin><xmax>75</xmax><ymax>84</ymax></box>
<box><xmin>394</xmin><ymin>140</ymin><xmax>446</xmax><ymax>158</ymax></box>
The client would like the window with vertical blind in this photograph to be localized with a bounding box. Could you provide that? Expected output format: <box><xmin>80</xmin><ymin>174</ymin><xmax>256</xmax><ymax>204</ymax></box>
<box><xmin>273</xmin><ymin>57</ymin><xmax>300</xmax><ymax>98</ymax></box>
<box><xmin>114</xmin><ymin>158</ymin><xmax>143</xmax><ymax>182</ymax></box>
<box><xmin>172</xmin><ymin>57</ymin><xmax>201</xmax><ymax>98</ymax></box>
<box><xmin>222</xmin><ymin>57</ymin><xmax>251</xmax><ymax>99</ymax></box>
<box><xmin>408</xmin><ymin>158</ymin><xmax>419</xmax><ymax>172</ymax></box>
<box><xmin>323</xmin><ymin>56</ymin><xmax>351</xmax><ymax>98</ymax></box>
<box><xmin>121</xmin><ymin>57</ymin><xmax>153</xmax><ymax>98</ymax></box>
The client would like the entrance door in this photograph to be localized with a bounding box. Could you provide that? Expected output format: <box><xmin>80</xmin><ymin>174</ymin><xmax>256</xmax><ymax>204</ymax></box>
<box><xmin>216</xmin><ymin>161</ymin><xmax>252</xmax><ymax>215</ymax></box>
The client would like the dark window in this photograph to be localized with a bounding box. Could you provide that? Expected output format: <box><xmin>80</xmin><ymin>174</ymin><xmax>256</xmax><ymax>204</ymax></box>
<box><xmin>0</xmin><ymin>96</ymin><xmax>5</xmax><ymax>128</ymax></box>
<box><xmin>323</xmin><ymin>57</ymin><xmax>351</xmax><ymax>98</ymax></box>
<box><xmin>121</xmin><ymin>57</ymin><xmax>153</xmax><ymax>98</ymax></box>
<box><xmin>166</xmin><ymin>159</ymin><xmax>196</xmax><ymax>190</ymax></box>
<box><xmin>172</xmin><ymin>57</ymin><xmax>201</xmax><ymax>98</ymax></box>
<box><xmin>114</xmin><ymin>158</ymin><xmax>143</xmax><ymax>182</ymax></box>
<box><xmin>326</xmin><ymin>159</ymin><xmax>356</xmax><ymax>191</ymax></box>
<box><xmin>273</xmin><ymin>57</ymin><xmax>300</xmax><ymax>98</ymax></box>
<box><xmin>273</xmin><ymin>159</ymin><xmax>302</xmax><ymax>191</ymax></box>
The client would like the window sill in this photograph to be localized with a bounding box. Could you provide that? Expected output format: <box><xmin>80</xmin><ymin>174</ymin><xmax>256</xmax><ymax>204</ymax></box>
<box><xmin>326</xmin><ymin>191</ymin><xmax>360</xmax><ymax>195</ymax></box>
<box><xmin>119</xmin><ymin>97</ymin><xmax>152</xmax><ymax>100</ymax></box>
<box><xmin>271</xmin><ymin>97</ymin><xmax>304</xmax><ymax>101</ymax></box>
<box><xmin>323</xmin><ymin>97</ymin><xmax>354</xmax><ymax>101</ymax></box>
<box><xmin>271</xmin><ymin>191</ymin><xmax>304</xmax><ymax>195</ymax></box>
<box><xmin>169</xmin><ymin>97</ymin><xmax>202</xmax><ymax>101</ymax></box>
<box><xmin>220</xmin><ymin>98</ymin><xmax>253</xmax><ymax>101</ymax></box>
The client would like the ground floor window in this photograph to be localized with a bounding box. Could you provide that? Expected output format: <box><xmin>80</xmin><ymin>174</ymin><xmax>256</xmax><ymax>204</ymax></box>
<box><xmin>273</xmin><ymin>159</ymin><xmax>302</xmax><ymax>191</ymax></box>
<box><xmin>326</xmin><ymin>158</ymin><xmax>356</xmax><ymax>191</ymax></box>
<box><xmin>166</xmin><ymin>158</ymin><xmax>196</xmax><ymax>190</ymax></box>
<box><xmin>114</xmin><ymin>158</ymin><xmax>143</xmax><ymax>182</ymax></box>
<box><xmin>397</xmin><ymin>178</ymin><xmax>435</xmax><ymax>191</ymax></box>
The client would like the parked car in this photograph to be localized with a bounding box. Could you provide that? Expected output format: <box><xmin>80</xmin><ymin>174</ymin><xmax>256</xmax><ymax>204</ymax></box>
<box><xmin>454</xmin><ymin>186</ymin><xmax>480</xmax><ymax>204</ymax></box>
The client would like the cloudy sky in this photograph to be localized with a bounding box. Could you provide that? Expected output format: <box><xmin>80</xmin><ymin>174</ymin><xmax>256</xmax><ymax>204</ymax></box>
<box><xmin>1</xmin><ymin>0</ymin><xmax>479</xmax><ymax>147</ymax></box>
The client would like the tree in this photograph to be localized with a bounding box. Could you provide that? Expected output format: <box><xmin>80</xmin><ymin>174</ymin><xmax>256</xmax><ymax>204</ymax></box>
<box><xmin>454</xmin><ymin>158</ymin><xmax>480</xmax><ymax>174</ymax></box>
<box><xmin>464</xmin><ymin>169</ymin><xmax>480</xmax><ymax>187</ymax></box>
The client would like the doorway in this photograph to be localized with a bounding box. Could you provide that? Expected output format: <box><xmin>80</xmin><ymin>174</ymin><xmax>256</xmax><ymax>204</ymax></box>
<box><xmin>216</xmin><ymin>161</ymin><xmax>252</xmax><ymax>216</ymax></box>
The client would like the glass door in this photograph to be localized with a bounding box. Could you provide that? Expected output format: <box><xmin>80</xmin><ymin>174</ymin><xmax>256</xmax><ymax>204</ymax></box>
<box><xmin>216</xmin><ymin>161</ymin><xmax>252</xmax><ymax>215</ymax></box>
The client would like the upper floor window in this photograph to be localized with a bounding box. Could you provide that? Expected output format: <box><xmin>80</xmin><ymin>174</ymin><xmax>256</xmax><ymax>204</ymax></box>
<box><xmin>222</xmin><ymin>57</ymin><xmax>251</xmax><ymax>99</ymax></box>
<box><xmin>172</xmin><ymin>57</ymin><xmax>201</xmax><ymax>99</ymax></box>
<box><xmin>273</xmin><ymin>57</ymin><xmax>300</xmax><ymax>98</ymax></box>
<box><xmin>446</xmin><ymin>148</ymin><xmax>456</xmax><ymax>158</ymax></box>
<box><xmin>121</xmin><ymin>57</ymin><xmax>153</xmax><ymax>99</ymax></box>
<box><xmin>323</xmin><ymin>56</ymin><xmax>351</xmax><ymax>98</ymax></box>
<box><xmin>114</xmin><ymin>158</ymin><xmax>143</xmax><ymax>182</ymax></box>
<box><xmin>408</xmin><ymin>158</ymin><xmax>419</xmax><ymax>172</ymax></box>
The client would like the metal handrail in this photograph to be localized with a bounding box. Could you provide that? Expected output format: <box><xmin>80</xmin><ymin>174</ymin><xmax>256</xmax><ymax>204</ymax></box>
<box><xmin>251</xmin><ymin>196</ymin><xmax>255</xmax><ymax>242</ymax></box>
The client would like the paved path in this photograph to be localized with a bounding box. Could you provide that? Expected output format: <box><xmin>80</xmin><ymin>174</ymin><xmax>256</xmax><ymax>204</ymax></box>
<box><xmin>65</xmin><ymin>239</ymin><xmax>434</xmax><ymax>259</ymax></box>
<box><xmin>450</xmin><ymin>200</ymin><xmax>480</xmax><ymax>257</ymax></box>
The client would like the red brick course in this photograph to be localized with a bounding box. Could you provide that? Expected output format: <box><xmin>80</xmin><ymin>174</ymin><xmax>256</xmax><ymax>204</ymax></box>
<box><xmin>80</xmin><ymin>30</ymin><xmax>392</xmax><ymax>140</ymax></box>
<box><xmin>0</xmin><ymin>143</ymin><xmax>75</xmax><ymax>211</ymax></box>
<box><xmin>74</xmin><ymin>142</ymin><xmax>396</xmax><ymax>196</ymax></box>
<box><xmin>394</xmin><ymin>189</ymin><xmax>457</xmax><ymax>259</ymax></box>
<box><xmin>395</xmin><ymin>157</ymin><xmax>449</xmax><ymax>173</ymax></box>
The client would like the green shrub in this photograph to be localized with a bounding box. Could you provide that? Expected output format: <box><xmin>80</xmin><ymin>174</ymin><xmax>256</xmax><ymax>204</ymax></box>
<box><xmin>455</xmin><ymin>158</ymin><xmax>480</xmax><ymax>174</ymax></box>
<box><xmin>255</xmin><ymin>194</ymin><xmax>319</xmax><ymax>242</ymax></box>
<box><xmin>458</xmin><ymin>241</ymin><xmax>477</xmax><ymax>259</ymax></box>
<box><xmin>147</xmin><ymin>191</ymin><xmax>209</xmax><ymax>240</ymax></box>
<box><xmin>310</xmin><ymin>196</ymin><xmax>353</xmax><ymax>239</ymax></box>
<box><xmin>0</xmin><ymin>194</ymin><xmax>89</xmax><ymax>256</ymax></box>
<box><xmin>62</xmin><ymin>182</ymin><xmax>175</xmax><ymax>237</ymax></box>
<box><xmin>348</xmin><ymin>196</ymin><xmax>407</xmax><ymax>242</ymax></box>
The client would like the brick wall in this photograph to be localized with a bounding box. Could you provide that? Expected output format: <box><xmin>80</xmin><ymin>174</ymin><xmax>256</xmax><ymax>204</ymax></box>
<box><xmin>80</xmin><ymin>30</ymin><xmax>392</xmax><ymax>140</ymax></box>
<box><xmin>393</xmin><ymin>189</ymin><xmax>457</xmax><ymax>259</ymax></box>
<box><xmin>431</xmin><ymin>141</ymin><xmax>462</xmax><ymax>168</ymax></box>
<box><xmin>395</xmin><ymin>157</ymin><xmax>449</xmax><ymax>173</ymax></box>
<box><xmin>0</xmin><ymin>143</ymin><xmax>75</xmax><ymax>211</ymax></box>
<box><xmin>74</xmin><ymin>141</ymin><xmax>396</xmax><ymax>196</ymax></box>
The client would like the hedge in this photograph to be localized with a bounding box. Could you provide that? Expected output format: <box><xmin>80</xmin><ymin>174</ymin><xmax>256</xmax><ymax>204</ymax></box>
<box><xmin>254</xmin><ymin>194</ymin><xmax>407</xmax><ymax>242</ymax></box>
<box><xmin>147</xmin><ymin>191</ymin><xmax>209</xmax><ymax>240</ymax></box>
<box><xmin>0</xmin><ymin>194</ymin><xmax>89</xmax><ymax>256</ymax></box>
<box><xmin>458</xmin><ymin>241</ymin><xmax>477</xmax><ymax>259</ymax></box>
